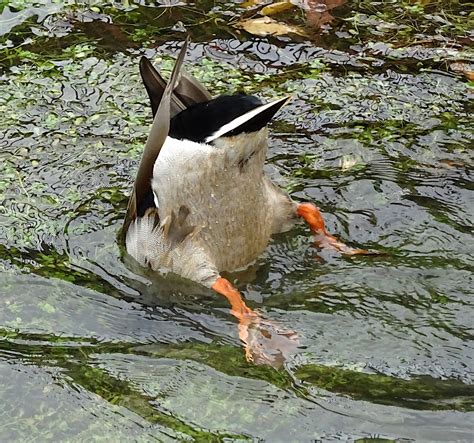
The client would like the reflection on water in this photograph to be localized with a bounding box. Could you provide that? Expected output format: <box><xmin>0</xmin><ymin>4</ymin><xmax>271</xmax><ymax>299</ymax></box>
<box><xmin>0</xmin><ymin>0</ymin><xmax>473</xmax><ymax>440</ymax></box>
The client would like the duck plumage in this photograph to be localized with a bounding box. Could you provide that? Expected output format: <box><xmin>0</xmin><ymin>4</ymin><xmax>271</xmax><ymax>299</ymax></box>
<box><xmin>123</xmin><ymin>38</ymin><xmax>368</xmax><ymax>365</ymax></box>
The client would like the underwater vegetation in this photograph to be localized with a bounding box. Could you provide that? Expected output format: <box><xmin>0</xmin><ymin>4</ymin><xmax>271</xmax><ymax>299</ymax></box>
<box><xmin>0</xmin><ymin>0</ymin><xmax>473</xmax><ymax>441</ymax></box>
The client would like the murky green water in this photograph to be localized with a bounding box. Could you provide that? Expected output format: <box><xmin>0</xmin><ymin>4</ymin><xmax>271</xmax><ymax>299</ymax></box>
<box><xmin>1</xmin><ymin>1</ymin><xmax>473</xmax><ymax>441</ymax></box>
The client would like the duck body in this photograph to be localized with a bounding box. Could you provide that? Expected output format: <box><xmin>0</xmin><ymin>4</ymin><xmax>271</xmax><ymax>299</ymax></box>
<box><xmin>126</xmin><ymin>94</ymin><xmax>297</xmax><ymax>286</ymax></box>
<box><xmin>123</xmin><ymin>41</ymin><xmax>369</xmax><ymax>365</ymax></box>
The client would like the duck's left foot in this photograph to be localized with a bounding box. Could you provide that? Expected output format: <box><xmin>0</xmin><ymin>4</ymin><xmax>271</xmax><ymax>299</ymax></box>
<box><xmin>212</xmin><ymin>277</ymin><xmax>257</xmax><ymax>319</ymax></box>
<box><xmin>240</xmin><ymin>318</ymin><xmax>299</xmax><ymax>368</ymax></box>
<box><xmin>297</xmin><ymin>202</ymin><xmax>371</xmax><ymax>255</ymax></box>
<box><xmin>212</xmin><ymin>277</ymin><xmax>299</xmax><ymax>367</ymax></box>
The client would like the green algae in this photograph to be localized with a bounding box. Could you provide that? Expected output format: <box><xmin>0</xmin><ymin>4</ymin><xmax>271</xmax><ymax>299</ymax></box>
<box><xmin>0</xmin><ymin>0</ymin><xmax>473</xmax><ymax>441</ymax></box>
<box><xmin>296</xmin><ymin>364</ymin><xmax>474</xmax><ymax>411</ymax></box>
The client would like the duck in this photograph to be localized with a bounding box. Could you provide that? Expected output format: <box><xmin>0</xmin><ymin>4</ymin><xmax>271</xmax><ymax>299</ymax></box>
<box><xmin>123</xmin><ymin>38</ymin><xmax>367</xmax><ymax>364</ymax></box>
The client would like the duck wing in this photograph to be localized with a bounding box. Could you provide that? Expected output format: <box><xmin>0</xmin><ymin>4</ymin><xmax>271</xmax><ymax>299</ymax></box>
<box><xmin>139</xmin><ymin>51</ymin><xmax>212</xmax><ymax>118</ymax></box>
<box><xmin>123</xmin><ymin>37</ymin><xmax>193</xmax><ymax>236</ymax></box>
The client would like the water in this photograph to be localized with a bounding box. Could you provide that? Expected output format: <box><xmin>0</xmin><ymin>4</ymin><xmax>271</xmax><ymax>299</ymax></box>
<box><xmin>0</xmin><ymin>1</ymin><xmax>473</xmax><ymax>441</ymax></box>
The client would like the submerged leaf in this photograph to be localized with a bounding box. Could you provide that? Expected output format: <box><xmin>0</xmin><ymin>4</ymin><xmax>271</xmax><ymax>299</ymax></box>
<box><xmin>450</xmin><ymin>62</ymin><xmax>474</xmax><ymax>81</ymax></box>
<box><xmin>302</xmin><ymin>0</ymin><xmax>346</xmax><ymax>29</ymax></box>
<box><xmin>237</xmin><ymin>16</ymin><xmax>308</xmax><ymax>37</ymax></box>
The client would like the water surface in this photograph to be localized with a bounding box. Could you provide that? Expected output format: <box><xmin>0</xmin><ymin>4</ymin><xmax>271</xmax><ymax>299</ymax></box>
<box><xmin>0</xmin><ymin>1</ymin><xmax>473</xmax><ymax>441</ymax></box>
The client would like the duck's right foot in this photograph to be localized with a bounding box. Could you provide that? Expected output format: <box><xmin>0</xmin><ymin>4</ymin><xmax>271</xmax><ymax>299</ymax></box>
<box><xmin>296</xmin><ymin>202</ymin><xmax>371</xmax><ymax>255</ymax></box>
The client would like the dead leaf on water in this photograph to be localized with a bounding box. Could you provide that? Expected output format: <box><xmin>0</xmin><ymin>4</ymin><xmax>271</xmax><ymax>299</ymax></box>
<box><xmin>237</xmin><ymin>16</ymin><xmax>308</xmax><ymax>37</ymax></box>
<box><xmin>439</xmin><ymin>159</ymin><xmax>467</xmax><ymax>169</ymax></box>
<box><xmin>261</xmin><ymin>1</ymin><xmax>296</xmax><ymax>16</ymax></box>
<box><xmin>301</xmin><ymin>0</ymin><xmax>346</xmax><ymax>29</ymax></box>
<box><xmin>450</xmin><ymin>62</ymin><xmax>474</xmax><ymax>81</ymax></box>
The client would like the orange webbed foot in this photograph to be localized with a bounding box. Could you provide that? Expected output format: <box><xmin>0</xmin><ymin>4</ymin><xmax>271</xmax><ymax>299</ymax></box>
<box><xmin>212</xmin><ymin>277</ymin><xmax>256</xmax><ymax>320</ymax></box>
<box><xmin>212</xmin><ymin>277</ymin><xmax>299</xmax><ymax>367</ymax></box>
<box><xmin>239</xmin><ymin>318</ymin><xmax>299</xmax><ymax>368</ymax></box>
<box><xmin>297</xmin><ymin>203</ymin><xmax>372</xmax><ymax>256</ymax></box>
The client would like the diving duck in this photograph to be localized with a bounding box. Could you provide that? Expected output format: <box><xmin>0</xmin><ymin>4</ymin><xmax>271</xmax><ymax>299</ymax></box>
<box><xmin>123</xmin><ymin>39</ymin><xmax>366</xmax><ymax>364</ymax></box>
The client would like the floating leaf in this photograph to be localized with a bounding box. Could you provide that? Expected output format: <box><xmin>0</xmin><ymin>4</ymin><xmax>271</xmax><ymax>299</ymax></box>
<box><xmin>439</xmin><ymin>159</ymin><xmax>467</xmax><ymax>169</ymax></box>
<box><xmin>237</xmin><ymin>17</ymin><xmax>308</xmax><ymax>37</ymax></box>
<box><xmin>261</xmin><ymin>1</ymin><xmax>295</xmax><ymax>16</ymax></box>
<box><xmin>450</xmin><ymin>62</ymin><xmax>474</xmax><ymax>81</ymax></box>
<box><xmin>301</xmin><ymin>0</ymin><xmax>346</xmax><ymax>29</ymax></box>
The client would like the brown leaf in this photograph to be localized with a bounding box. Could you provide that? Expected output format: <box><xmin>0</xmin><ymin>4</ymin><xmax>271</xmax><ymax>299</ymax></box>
<box><xmin>439</xmin><ymin>159</ymin><xmax>466</xmax><ymax>169</ymax></box>
<box><xmin>450</xmin><ymin>62</ymin><xmax>474</xmax><ymax>81</ymax></box>
<box><xmin>465</xmin><ymin>71</ymin><xmax>474</xmax><ymax>81</ymax></box>
<box><xmin>301</xmin><ymin>0</ymin><xmax>346</xmax><ymax>29</ymax></box>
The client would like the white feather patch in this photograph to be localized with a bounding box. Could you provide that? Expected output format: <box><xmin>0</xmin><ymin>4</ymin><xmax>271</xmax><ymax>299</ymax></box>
<box><xmin>205</xmin><ymin>97</ymin><xmax>288</xmax><ymax>143</ymax></box>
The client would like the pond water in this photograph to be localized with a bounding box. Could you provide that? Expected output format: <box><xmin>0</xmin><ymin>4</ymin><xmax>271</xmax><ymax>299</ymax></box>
<box><xmin>0</xmin><ymin>1</ymin><xmax>473</xmax><ymax>441</ymax></box>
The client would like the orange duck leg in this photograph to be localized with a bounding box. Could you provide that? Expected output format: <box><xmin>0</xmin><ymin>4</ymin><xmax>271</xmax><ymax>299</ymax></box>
<box><xmin>212</xmin><ymin>277</ymin><xmax>298</xmax><ymax>367</ymax></box>
<box><xmin>297</xmin><ymin>202</ymin><xmax>370</xmax><ymax>255</ymax></box>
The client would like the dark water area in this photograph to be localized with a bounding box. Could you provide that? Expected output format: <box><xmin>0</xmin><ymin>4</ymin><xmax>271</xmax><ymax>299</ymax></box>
<box><xmin>0</xmin><ymin>1</ymin><xmax>473</xmax><ymax>441</ymax></box>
